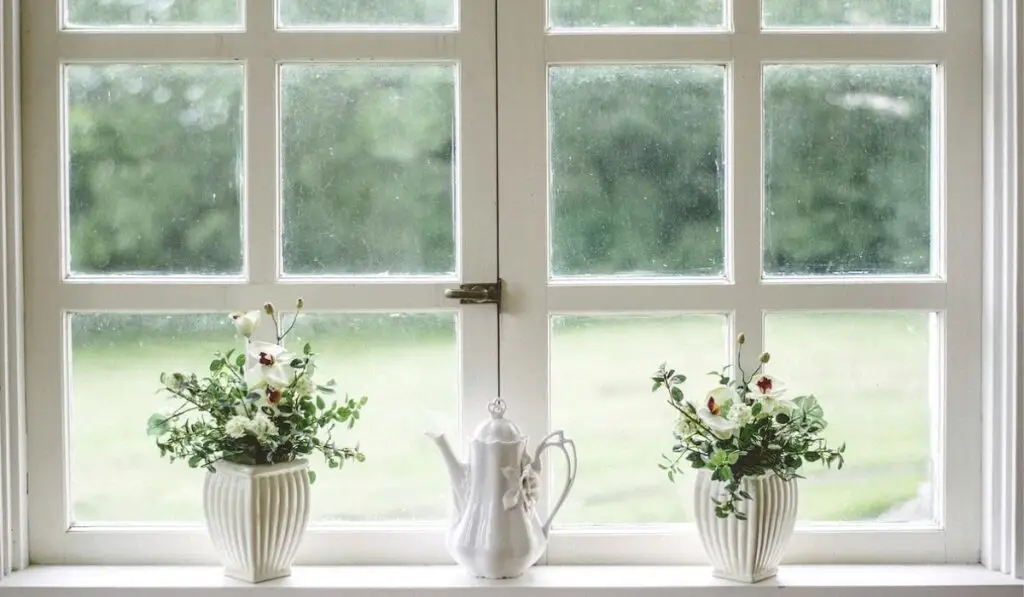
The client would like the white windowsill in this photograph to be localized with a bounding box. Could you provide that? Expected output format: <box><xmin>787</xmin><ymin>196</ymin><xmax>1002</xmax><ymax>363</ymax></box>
<box><xmin>0</xmin><ymin>565</ymin><xmax>1020</xmax><ymax>596</ymax></box>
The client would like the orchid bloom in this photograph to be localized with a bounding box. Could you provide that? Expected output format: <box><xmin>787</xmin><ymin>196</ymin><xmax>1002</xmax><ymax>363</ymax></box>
<box><xmin>697</xmin><ymin>407</ymin><xmax>738</xmax><ymax>440</ymax></box>
<box><xmin>748</xmin><ymin>374</ymin><xmax>794</xmax><ymax>416</ymax></box>
<box><xmin>750</xmin><ymin>374</ymin><xmax>786</xmax><ymax>398</ymax></box>
<box><xmin>695</xmin><ymin>386</ymin><xmax>740</xmax><ymax>439</ymax></box>
<box><xmin>244</xmin><ymin>341</ymin><xmax>297</xmax><ymax>390</ymax></box>
<box><xmin>229</xmin><ymin>310</ymin><xmax>261</xmax><ymax>339</ymax></box>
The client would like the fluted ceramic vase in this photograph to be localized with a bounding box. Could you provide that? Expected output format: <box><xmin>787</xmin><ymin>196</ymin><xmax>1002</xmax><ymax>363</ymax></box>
<box><xmin>203</xmin><ymin>459</ymin><xmax>311</xmax><ymax>583</ymax></box>
<box><xmin>694</xmin><ymin>470</ymin><xmax>797</xmax><ymax>583</ymax></box>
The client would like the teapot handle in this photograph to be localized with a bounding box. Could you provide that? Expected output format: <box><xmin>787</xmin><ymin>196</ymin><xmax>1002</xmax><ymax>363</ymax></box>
<box><xmin>533</xmin><ymin>430</ymin><xmax>578</xmax><ymax>537</ymax></box>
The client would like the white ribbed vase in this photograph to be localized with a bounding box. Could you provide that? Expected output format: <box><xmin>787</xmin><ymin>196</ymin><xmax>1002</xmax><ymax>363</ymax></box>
<box><xmin>694</xmin><ymin>470</ymin><xmax>798</xmax><ymax>583</ymax></box>
<box><xmin>203</xmin><ymin>459</ymin><xmax>311</xmax><ymax>583</ymax></box>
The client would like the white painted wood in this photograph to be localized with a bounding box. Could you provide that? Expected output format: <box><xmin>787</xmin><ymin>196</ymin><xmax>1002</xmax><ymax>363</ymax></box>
<box><xmin>731</xmin><ymin>0</ymin><xmax>764</xmax><ymax>374</ymax></box>
<box><xmin>20</xmin><ymin>0</ymin><xmax>498</xmax><ymax>564</ymax></box>
<box><xmin>941</xmin><ymin>0</ymin><xmax>985</xmax><ymax>564</ymax></box>
<box><xmin>496</xmin><ymin>0</ymin><xmax>551</xmax><ymax>555</ymax></box>
<box><xmin>0</xmin><ymin>564</ymin><xmax>1020</xmax><ymax>597</ymax></box>
<box><xmin>547</xmin><ymin>281</ymin><xmax>948</xmax><ymax>312</ymax></box>
<box><xmin>244</xmin><ymin>0</ymin><xmax>277</xmax><ymax>285</ymax></box>
<box><xmin>544</xmin><ymin>32</ymin><xmax>962</xmax><ymax>63</ymax></box>
<box><xmin>981</xmin><ymin>0</ymin><xmax>1024</xmax><ymax>579</ymax></box>
<box><xmin>0</xmin><ymin>0</ymin><xmax>25</xmax><ymax>576</ymax></box>
<box><xmin>51</xmin><ymin>31</ymin><xmax>464</xmax><ymax>61</ymax></box>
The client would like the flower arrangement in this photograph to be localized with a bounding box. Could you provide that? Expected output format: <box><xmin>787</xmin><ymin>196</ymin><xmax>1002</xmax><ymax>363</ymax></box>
<box><xmin>651</xmin><ymin>334</ymin><xmax>845</xmax><ymax>519</ymax></box>
<box><xmin>147</xmin><ymin>299</ymin><xmax>367</xmax><ymax>483</ymax></box>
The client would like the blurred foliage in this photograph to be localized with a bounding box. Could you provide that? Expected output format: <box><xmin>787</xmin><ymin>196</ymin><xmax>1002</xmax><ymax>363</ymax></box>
<box><xmin>65</xmin><ymin>0</ymin><xmax>934</xmax><ymax>277</ymax></box>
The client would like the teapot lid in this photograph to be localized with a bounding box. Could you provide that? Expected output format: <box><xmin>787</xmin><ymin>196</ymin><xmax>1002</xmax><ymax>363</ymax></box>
<box><xmin>471</xmin><ymin>398</ymin><xmax>523</xmax><ymax>443</ymax></box>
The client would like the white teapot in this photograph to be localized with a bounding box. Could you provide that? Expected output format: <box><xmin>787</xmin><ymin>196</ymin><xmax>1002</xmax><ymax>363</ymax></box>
<box><xmin>428</xmin><ymin>398</ymin><xmax>578</xmax><ymax>579</ymax></box>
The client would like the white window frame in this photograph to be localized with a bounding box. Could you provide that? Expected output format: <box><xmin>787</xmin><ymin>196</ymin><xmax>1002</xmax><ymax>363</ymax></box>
<box><xmin>20</xmin><ymin>0</ymin><xmax>499</xmax><ymax>564</ymax></box>
<box><xmin>8</xmin><ymin>0</ymin><xmax>1022</xmax><ymax>572</ymax></box>
<box><xmin>498</xmin><ymin>0</ymin><xmax>981</xmax><ymax>565</ymax></box>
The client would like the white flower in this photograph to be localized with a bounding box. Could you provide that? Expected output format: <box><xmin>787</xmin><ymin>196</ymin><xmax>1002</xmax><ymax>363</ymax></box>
<box><xmin>728</xmin><ymin>403</ymin><xmax>753</xmax><ymax>427</ymax></box>
<box><xmin>749</xmin><ymin>374</ymin><xmax>786</xmax><ymax>399</ymax></box>
<box><xmin>224</xmin><ymin>415</ymin><xmax>249</xmax><ymax>439</ymax></box>
<box><xmin>249</xmin><ymin>413</ymin><xmax>279</xmax><ymax>442</ymax></box>
<box><xmin>697</xmin><ymin>407</ymin><xmax>738</xmax><ymax>440</ymax></box>
<box><xmin>706</xmin><ymin>386</ymin><xmax>739</xmax><ymax>408</ymax></box>
<box><xmin>761</xmin><ymin>397</ymin><xmax>796</xmax><ymax>418</ymax></box>
<box><xmin>675</xmin><ymin>413</ymin><xmax>700</xmax><ymax>436</ymax></box>
<box><xmin>229</xmin><ymin>310</ymin><xmax>261</xmax><ymax>339</ymax></box>
<box><xmin>245</xmin><ymin>341</ymin><xmax>297</xmax><ymax>389</ymax></box>
<box><xmin>294</xmin><ymin>374</ymin><xmax>314</xmax><ymax>398</ymax></box>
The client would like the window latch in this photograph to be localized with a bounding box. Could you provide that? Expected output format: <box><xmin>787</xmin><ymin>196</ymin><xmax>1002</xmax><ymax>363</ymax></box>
<box><xmin>444</xmin><ymin>279</ymin><xmax>502</xmax><ymax>308</ymax></box>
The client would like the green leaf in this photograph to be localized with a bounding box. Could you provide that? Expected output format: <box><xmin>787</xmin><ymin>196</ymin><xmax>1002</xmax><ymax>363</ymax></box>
<box><xmin>316</xmin><ymin>396</ymin><xmax>325</xmax><ymax>410</ymax></box>
<box><xmin>146</xmin><ymin>413</ymin><xmax>170</xmax><ymax>437</ymax></box>
<box><xmin>236</xmin><ymin>353</ymin><xmax>246</xmax><ymax>368</ymax></box>
<box><xmin>669</xmin><ymin>387</ymin><xmax>684</xmax><ymax>403</ymax></box>
<box><xmin>775</xmin><ymin>413</ymin><xmax>791</xmax><ymax>425</ymax></box>
<box><xmin>303</xmin><ymin>342</ymin><xmax>312</xmax><ymax>355</ymax></box>
<box><xmin>751</xmin><ymin>402</ymin><xmax>762</xmax><ymax>417</ymax></box>
<box><xmin>187</xmin><ymin>455</ymin><xmax>203</xmax><ymax>468</ymax></box>
<box><xmin>307</xmin><ymin>470</ymin><xmax>317</xmax><ymax>484</ymax></box>
<box><xmin>670</xmin><ymin>374</ymin><xmax>687</xmax><ymax>384</ymax></box>
<box><xmin>290</xmin><ymin>358</ymin><xmax>304</xmax><ymax>369</ymax></box>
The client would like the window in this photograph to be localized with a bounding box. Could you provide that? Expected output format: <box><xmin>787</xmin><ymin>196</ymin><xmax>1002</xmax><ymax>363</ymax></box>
<box><xmin>20</xmin><ymin>0</ymin><xmax>982</xmax><ymax>565</ymax></box>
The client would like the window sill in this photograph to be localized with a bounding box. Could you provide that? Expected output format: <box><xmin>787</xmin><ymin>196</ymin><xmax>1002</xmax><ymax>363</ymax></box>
<box><xmin>0</xmin><ymin>565</ymin><xmax>1020</xmax><ymax>597</ymax></box>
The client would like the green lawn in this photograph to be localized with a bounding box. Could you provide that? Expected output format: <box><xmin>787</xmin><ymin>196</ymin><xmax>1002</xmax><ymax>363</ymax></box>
<box><xmin>70</xmin><ymin>312</ymin><xmax>932</xmax><ymax>526</ymax></box>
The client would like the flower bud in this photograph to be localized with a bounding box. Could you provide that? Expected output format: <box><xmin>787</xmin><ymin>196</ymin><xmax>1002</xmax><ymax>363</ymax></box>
<box><xmin>296</xmin><ymin>297</ymin><xmax>304</xmax><ymax>310</ymax></box>
<box><xmin>737</xmin><ymin>333</ymin><xmax>746</xmax><ymax>345</ymax></box>
<box><xmin>263</xmin><ymin>302</ymin><xmax>275</xmax><ymax>315</ymax></box>
<box><xmin>759</xmin><ymin>352</ymin><xmax>771</xmax><ymax>364</ymax></box>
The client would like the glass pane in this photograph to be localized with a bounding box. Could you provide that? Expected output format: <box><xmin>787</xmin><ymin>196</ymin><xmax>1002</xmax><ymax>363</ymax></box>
<box><xmin>549</xmin><ymin>0</ymin><xmax>723</xmax><ymax>28</ymax></box>
<box><xmin>549</xmin><ymin>66</ymin><xmax>726</xmax><ymax>277</ymax></box>
<box><xmin>763</xmin><ymin>0</ymin><xmax>933</xmax><ymax>28</ymax></box>
<box><xmin>65</xmin><ymin>0</ymin><xmax>242</xmax><ymax>28</ymax></box>
<box><xmin>66</xmin><ymin>64</ymin><xmax>244</xmax><ymax>275</ymax></box>
<box><xmin>292</xmin><ymin>313</ymin><xmax>458</xmax><ymax>521</ymax></box>
<box><xmin>278</xmin><ymin>0</ymin><xmax>455</xmax><ymax>27</ymax></box>
<box><xmin>70</xmin><ymin>312</ymin><xmax>458</xmax><ymax>523</ymax></box>
<box><xmin>764</xmin><ymin>312</ymin><xmax>933</xmax><ymax>522</ymax></box>
<box><xmin>281</xmin><ymin>64</ymin><xmax>456</xmax><ymax>276</ymax></box>
<box><xmin>763</xmin><ymin>65</ymin><xmax>933</xmax><ymax>276</ymax></box>
<box><xmin>550</xmin><ymin>315</ymin><xmax>727</xmax><ymax>524</ymax></box>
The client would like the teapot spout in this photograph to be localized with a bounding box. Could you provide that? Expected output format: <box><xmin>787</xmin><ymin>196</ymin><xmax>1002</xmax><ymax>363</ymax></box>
<box><xmin>427</xmin><ymin>432</ymin><xmax>467</xmax><ymax>516</ymax></box>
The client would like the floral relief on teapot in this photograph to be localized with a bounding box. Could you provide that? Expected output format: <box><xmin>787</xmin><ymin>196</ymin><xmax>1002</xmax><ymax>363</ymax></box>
<box><xmin>429</xmin><ymin>398</ymin><xmax>578</xmax><ymax>579</ymax></box>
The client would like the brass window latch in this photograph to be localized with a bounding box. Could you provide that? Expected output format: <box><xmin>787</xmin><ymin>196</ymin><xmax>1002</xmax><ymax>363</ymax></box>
<box><xmin>444</xmin><ymin>279</ymin><xmax>502</xmax><ymax>309</ymax></box>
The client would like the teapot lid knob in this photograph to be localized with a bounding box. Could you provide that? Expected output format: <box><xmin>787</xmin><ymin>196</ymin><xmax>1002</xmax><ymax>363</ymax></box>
<box><xmin>487</xmin><ymin>397</ymin><xmax>507</xmax><ymax>419</ymax></box>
